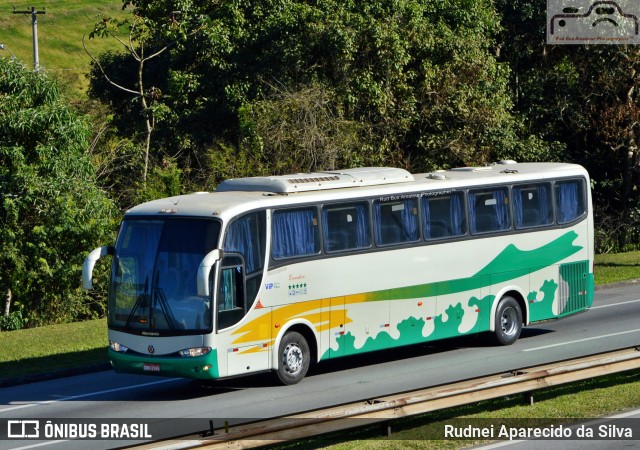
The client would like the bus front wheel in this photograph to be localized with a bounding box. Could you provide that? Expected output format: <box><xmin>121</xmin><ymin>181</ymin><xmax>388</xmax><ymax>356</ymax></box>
<box><xmin>276</xmin><ymin>331</ymin><xmax>310</xmax><ymax>385</ymax></box>
<box><xmin>492</xmin><ymin>296</ymin><xmax>522</xmax><ymax>346</ymax></box>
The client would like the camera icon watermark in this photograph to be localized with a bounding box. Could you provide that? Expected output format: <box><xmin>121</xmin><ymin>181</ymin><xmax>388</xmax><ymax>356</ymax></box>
<box><xmin>7</xmin><ymin>420</ymin><xmax>40</xmax><ymax>438</ymax></box>
<box><xmin>547</xmin><ymin>0</ymin><xmax>640</xmax><ymax>44</ymax></box>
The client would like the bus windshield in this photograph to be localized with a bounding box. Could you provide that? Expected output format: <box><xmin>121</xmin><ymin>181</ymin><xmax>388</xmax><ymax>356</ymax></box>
<box><xmin>108</xmin><ymin>218</ymin><xmax>220</xmax><ymax>335</ymax></box>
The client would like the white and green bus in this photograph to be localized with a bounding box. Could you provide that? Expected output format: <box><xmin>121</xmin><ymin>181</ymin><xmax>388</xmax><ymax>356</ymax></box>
<box><xmin>83</xmin><ymin>161</ymin><xmax>593</xmax><ymax>385</ymax></box>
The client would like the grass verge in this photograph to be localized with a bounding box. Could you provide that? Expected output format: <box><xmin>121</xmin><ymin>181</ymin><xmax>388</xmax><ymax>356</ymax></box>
<box><xmin>0</xmin><ymin>318</ymin><xmax>108</xmax><ymax>382</ymax></box>
<box><xmin>594</xmin><ymin>250</ymin><xmax>640</xmax><ymax>285</ymax></box>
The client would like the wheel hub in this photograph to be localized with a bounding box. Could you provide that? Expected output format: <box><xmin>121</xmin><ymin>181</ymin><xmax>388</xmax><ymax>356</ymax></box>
<box><xmin>283</xmin><ymin>344</ymin><xmax>303</xmax><ymax>374</ymax></box>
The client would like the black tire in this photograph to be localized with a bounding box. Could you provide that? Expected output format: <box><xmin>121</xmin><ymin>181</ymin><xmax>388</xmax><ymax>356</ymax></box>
<box><xmin>492</xmin><ymin>296</ymin><xmax>522</xmax><ymax>346</ymax></box>
<box><xmin>276</xmin><ymin>331</ymin><xmax>310</xmax><ymax>385</ymax></box>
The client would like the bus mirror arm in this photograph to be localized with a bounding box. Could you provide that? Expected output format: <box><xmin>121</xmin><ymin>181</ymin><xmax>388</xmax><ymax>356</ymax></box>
<box><xmin>82</xmin><ymin>246</ymin><xmax>114</xmax><ymax>290</ymax></box>
<box><xmin>197</xmin><ymin>249</ymin><xmax>224</xmax><ymax>298</ymax></box>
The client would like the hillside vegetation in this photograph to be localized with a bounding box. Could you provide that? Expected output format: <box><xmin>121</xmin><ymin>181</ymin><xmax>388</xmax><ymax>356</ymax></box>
<box><xmin>0</xmin><ymin>0</ymin><xmax>123</xmax><ymax>92</ymax></box>
<box><xmin>4</xmin><ymin>0</ymin><xmax>640</xmax><ymax>327</ymax></box>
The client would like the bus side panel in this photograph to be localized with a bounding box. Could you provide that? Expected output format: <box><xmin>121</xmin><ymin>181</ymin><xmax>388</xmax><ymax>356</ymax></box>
<box><xmin>434</xmin><ymin>280</ymin><xmax>483</xmax><ymax>340</ymax></box>
<box><xmin>321</xmin><ymin>297</ymin><xmax>346</xmax><ymax>359</ymax></box>
<box><xmin>342</xmin><ymin>301</ymin><xmax>390</xmax><ymax>355</ymax></box>
<box><xmin>558</xmin><ymin>260</ymin><xmax>591</xmax><ymax>317</ymax></box>
<box><xmin>222</xmin><ymin>306</ymin><xmax>272</xmax><ymax>378</ymax></box>
<box><xmin>388</xmin><ymin>297</ymin><xmax>436</xmax><ymax>347</ymax></box>
<box><xmin>528</xmin><ymin>266</ymin><xmax>559</xmax><ymax>322</ymax></box>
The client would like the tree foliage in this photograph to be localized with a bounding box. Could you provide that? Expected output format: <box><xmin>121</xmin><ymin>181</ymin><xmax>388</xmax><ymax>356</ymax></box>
<box><xmin>0</xmin><ymin>58</ymin><xmax>116</xmax><ymax>326</ymax></box>
<box><xmin>498</xmin><ymin>0</ymin><xmax>640</xmax><ymax>250</ymax></box>
<box><xmin>89</xmin><ymin>0</ymin><xmax>548</xmax><ymax>191</ymax></box>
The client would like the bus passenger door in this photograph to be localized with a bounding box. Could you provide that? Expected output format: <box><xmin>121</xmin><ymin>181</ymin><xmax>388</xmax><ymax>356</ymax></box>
<box><xmin>217</xmin><ymin>255</ymin><xmax>269</xmax><ymax>377</ymax></box>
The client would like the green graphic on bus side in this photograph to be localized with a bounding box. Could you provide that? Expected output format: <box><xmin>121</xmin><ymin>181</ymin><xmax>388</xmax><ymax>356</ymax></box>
<box><xmin>322</xmin><ymin>231</ymin><xmax>589</xmax><ymax>360</ymax></box>
<box><xmin>528</xmin><ymin>279</ymin><xmax>558</xmax><ymax>322</ymax></box>
<box><xmin>323</xmin><ymin>284</ymin><xmax>553</xmax><ymax>360</ymax></box>
<box><xmin>360</xmin><ymin>231</ymin><xmax>582</xmax><ymax>302</ymax></box>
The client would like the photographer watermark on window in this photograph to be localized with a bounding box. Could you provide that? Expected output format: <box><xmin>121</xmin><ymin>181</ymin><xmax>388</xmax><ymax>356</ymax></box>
<box><xmin>547</xmin><ymin>0</ymin><xmax>640</xmax><ymax>44</ymax></box>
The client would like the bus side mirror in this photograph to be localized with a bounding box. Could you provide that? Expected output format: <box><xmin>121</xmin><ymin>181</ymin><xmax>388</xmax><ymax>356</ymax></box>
<box><xmin>197</xmin><ymin>249</ymin><xmax>224</xmax><ymax>297</ymax></box>
<box><xmin>82</xmin><ymin>246</ymin><xmax>114</xmax><ymax>290</ymax></box>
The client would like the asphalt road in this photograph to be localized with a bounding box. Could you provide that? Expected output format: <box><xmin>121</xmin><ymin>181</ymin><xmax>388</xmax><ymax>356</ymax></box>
<box><xmin>1</xmin><ymin>283</ymin><xmax>639</xmax><ymax>449</ymax></box>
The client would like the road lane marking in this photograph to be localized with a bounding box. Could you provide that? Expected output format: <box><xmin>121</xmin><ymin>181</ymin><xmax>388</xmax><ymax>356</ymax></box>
<box><xmin>7</xmin><ymin>440</ymin><xmax>67</xmax><ymax>450</ymax></box>
<box><xmin>0</xmin><ymin>378</ymin><xmax>180</xmax><ymax>413</ymax></box>
<box><xmin>591</xmin><ymin>298</ymin><xmax>640</xmax><ymax>309</ymax></box>
<box><xmin>523</xmin><ymin>328</ymin><xmax>640</xmax><ymax>352</ymax></box>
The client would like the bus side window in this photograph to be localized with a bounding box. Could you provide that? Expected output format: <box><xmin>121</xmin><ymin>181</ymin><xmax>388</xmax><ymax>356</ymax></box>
<box><xmin>374</xmin><ymin>198</ymin><xmax>419</xmax><ymax>246</ymax></box>
<box><xmin>224</xmin><ymin>211</ymin><xmax>266</xmax><ymax>309</ymax></box>
<box><xmin>556</xmin><ymin>179</ymin><xmax>586</xmax><ymax>224</ymax></box>
<box><xmin>422</xmin><ymin>192</ymin><xmax>466</xmax><ymax>240</ymax></box>
<box><xmin>469</xmin><ymin>187</ymin><xmax>511</xmax><ymax>234</ymax></box>
<box><xmin>322</xmin><ymin>202</ymin><xmax>371</xmax><ymax>252</ymax></box>
<box><xmin>513</xmin><ymin>183</ymin><xmax>552</xmax><ymax>229</ymax></box>
<box><xmin>272</xmin><ymin>207</ymin><xmax>320</xmax><ymax>259</ymax></box>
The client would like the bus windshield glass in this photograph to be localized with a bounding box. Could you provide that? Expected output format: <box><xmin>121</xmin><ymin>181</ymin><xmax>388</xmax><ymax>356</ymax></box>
<box><xmin>108</xmin><ymin>218</ymin><xmax>220</xmax><ymax>335</ymax></box>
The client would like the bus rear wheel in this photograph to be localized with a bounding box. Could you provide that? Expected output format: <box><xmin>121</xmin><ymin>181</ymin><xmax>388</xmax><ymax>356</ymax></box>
<box><xmin>276</xmin><ymin>331</ymin><xmax>310</xmax><ymax>385</ymax></box>
<box><xmin>492</xmin><ymin>296</ymin><xmax>522</xmax><ymax>346</ymax></box>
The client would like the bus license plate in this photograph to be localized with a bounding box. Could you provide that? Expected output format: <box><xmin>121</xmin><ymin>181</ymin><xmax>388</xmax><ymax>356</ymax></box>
<box><xmin>143</xmin><ymin>363</ymin><xmax>160</xmax><ymax>372</ymax></box>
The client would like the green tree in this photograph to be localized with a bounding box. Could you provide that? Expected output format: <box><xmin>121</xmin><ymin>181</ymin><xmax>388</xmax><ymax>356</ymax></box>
<box><xmin>90</xmin><ymin>0</ymin><xmax>548</xmax><ymax>189</ymax></box>
<box><xmin>497</xmin><ymin>0</ymin><xmax>640</xmax><ymax>251</ymax></box>
<box><xmin>85</xmin><ymin>2</ymin><xmax>205</xmax><ymax>183</ymax></box>
<box><xmin>0</xmin><ymin>58</ymin><xmax>116</xmax><ymax>326</ymax></box>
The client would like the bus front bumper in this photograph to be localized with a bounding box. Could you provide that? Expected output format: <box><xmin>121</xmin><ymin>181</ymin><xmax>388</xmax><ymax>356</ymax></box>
<box><xmin>108</xmin><ymin>348</ymin><xmax>219</xmax><ymax>380</ymax></box>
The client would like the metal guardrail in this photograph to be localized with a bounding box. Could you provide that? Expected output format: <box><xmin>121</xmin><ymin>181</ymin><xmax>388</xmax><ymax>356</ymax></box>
<box><xmin>137</xmin><ymin>346</ymin><xmax>640</xmax><ymax>449</ymax></box>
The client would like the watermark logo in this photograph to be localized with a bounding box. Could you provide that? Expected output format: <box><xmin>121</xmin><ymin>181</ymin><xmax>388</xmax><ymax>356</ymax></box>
<box><xmin>7</xmin><ymin>420</ymin><xmax>40</xmax><ymax>438</ymax></box>
<box><xmin>547</xmin><ymin>0</ymin><xmax>640</xmax><ymax>44</ymax></box>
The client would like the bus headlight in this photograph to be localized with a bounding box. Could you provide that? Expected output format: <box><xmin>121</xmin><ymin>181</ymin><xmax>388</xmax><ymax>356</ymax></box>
<box><xmin>110</xmin><ymin>341</ymin><xmax>129</xmax><ymax>353</ymax></box>
<box><xmin>179</xmin><ymin>347</ymin><xmax>212</xmax><ymax>357</ymax></box>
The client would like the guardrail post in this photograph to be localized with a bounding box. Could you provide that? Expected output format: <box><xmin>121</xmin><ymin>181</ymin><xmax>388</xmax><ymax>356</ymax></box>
<box><xmin>524</xmin><ymin>392</ymin><xmax>534</xmax><ymax>405</ymax></box>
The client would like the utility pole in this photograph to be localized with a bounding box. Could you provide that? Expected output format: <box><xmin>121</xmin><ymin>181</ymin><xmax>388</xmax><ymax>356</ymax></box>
<box><xmin>13</xmin><ymin>6</ymin><xmax>46</xmax><ymax>71</ymax></box>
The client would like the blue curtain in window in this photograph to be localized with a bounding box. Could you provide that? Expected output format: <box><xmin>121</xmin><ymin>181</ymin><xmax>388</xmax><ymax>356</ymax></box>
<box><xmin>538</xmin><ymin>185</ymin><xmax>551</xmax><ymax>224</ymax></box>
<box><xmin>450</xmin><ymin>193</ymin><xmax>464</xmax><ymax>235</ymax></box>
<box><xmin>401</xmin><ymin>199</ymin><xmax>418</xmax><ymax>241</ymax></box>
<box><xmin>557</xmin><ymin>182</ymin><xmax>579</xmax><ymax>223</ymax></box>
<box><xmin>422</xmin><ymin>199</ymin><xmax>431</xmax><ymax>239</ymax></box>
<box><xmin>513</xmin><ymin>188</ymin><xmax>523</xmax><ymax>227</ymax></box>
<box><xmin>225</xmin><ymin>217</ymin><xmax>257</xmax><ymax>273</ymax></box>
<box><xmin>494</xmin><ymin>189</ymin><xmax>509</xmax><ymax>230</ymax></box>
<box><xmin>355</xmin><ymin>203</ymin><xmax>370</xmax><ymax>247</ymax></box>
<box><xmin>468</xmin><ymin>192</ymin><xmax>478</xmax><ymax>233</ymax></box>
<box><xmin>373</xmin><ymin>203</ymin><xmax>383</xmax><ymax>243</ymax></box>
<box><xmin>272</xmin><ymin>209</ymin><xmax>317</xmax><ymax>258</ymax></box>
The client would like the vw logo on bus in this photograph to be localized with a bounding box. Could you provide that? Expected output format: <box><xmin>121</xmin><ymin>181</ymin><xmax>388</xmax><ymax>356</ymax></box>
<box><xmin>148</xmin><ymin>345</ymin><xmax>155</xmax><ymax>354</ymax></box>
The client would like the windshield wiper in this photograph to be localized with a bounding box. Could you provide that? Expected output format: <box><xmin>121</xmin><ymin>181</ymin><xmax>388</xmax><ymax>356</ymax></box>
<box><xmin>125</xmin><ymin>276</ymin><xmax>149</xmax><ymax>328</ymax></box>
<box><xmin>152</xmin><ymin>287</ymin><xmax>178</xmax><ymax>330</ymax></box>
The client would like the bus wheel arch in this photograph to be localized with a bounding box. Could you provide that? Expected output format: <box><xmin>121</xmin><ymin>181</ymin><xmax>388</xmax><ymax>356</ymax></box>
<box><xmin>491</xmin><ymin>292</ymin><xmax>525</xmax><ymax>346</ymax></box>
<box><xmin>274</xmin><ymin>323</ymin><xmax>317</xmax><ymax>385</ymax></box>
